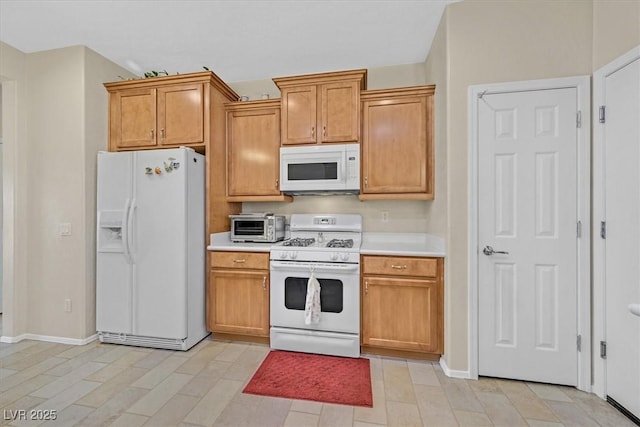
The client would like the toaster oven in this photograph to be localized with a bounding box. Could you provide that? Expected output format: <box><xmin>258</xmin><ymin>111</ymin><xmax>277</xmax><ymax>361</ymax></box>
<box><xmin>230</xmin><ymin>213</ymin><xmax>285</xmax><ymax>243</ymax></box>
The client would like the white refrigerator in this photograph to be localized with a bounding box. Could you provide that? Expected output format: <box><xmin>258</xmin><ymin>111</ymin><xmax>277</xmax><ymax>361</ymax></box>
<box><xmin>96</xmin><ymin>147</ymin><xmax>208</xmax><ymax>350</ymax></box>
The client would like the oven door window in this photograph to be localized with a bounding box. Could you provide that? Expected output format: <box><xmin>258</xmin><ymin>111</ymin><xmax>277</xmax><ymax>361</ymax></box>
<box><xmin>287</xmin><ymin>162</ymin><xmax>338</xmax><ymax>181</ymax></box>
<box><xmin>233</xmin><ymin>220</ymin><xmax>265</xmax><ymax>236</ymax></box>
<box><xmin>284</xmin><ymin>277</ymin><xmax>343</xmax><ymax>313</ymax></box>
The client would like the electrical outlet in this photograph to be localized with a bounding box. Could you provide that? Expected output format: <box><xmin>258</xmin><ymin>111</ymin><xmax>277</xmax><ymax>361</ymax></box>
<box><xmin>64</xmin><ymin>299</ymin><xmax>72</xmax><ymax>313</ymax></box>
<box><xmin>382</xmin><ymin>211</ymin><xmax>389</xmax><ymax>222</ymax></box>
<box><xmin>59</xmin><ymin>223</ymin><xmax>72</xmax><ymax>236</ymax></box>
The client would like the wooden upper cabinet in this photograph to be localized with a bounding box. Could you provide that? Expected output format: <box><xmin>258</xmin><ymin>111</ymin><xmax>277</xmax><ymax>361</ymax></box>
<box><xmin>321</xmin><ymin>81</ymin><xmax>360</xmax><ymax>143</ymax></box>
<box><xmin>111</xmin><ymin>88</ymin><xmax>157</xmax><ymax>149</ymax></box>
<box><xmin>157</xmin><ymin>83</ymin><xmax>204</xmax><ymax>146</ymax></box>
<box><xmin>225</xmin><ymin>100</ymin><xmax>292</xmax><ymax>202</ymax></box>
<box><xmin>274</xmin><ymin>69</ymin><xmax>367</xmax><ymax>145</ymax></box>
<box><xmin>280</xmin><ymin>85</ymin><xmax>317</xmax><ymax>144</ymax></box>
<box><xmin>360</xmin><ymin>85</ymin><xmax>435</xmax><ymax>200</ymax></box>
<box><xmin>104</xmin><ymin>72</ymin><xmax>236</xmax><ymax>152</ymax></box>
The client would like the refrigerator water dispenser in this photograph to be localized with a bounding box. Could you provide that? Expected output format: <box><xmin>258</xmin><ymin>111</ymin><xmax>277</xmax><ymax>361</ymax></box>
<box><xmin>97</xmin><ymin>210</ymin><xmax>125</xmax><ymax>252</ymax></box>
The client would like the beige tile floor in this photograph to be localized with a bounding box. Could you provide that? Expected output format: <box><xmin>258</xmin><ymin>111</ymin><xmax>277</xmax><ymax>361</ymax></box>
<box><xmin>0</xmin><ymin>336</ymin><xmax>635</xmax><ymax>427</ymax></box>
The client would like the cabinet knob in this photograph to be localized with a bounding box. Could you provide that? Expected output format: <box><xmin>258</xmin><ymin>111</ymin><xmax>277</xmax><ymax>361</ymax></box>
<box><xmin>160</xmin><ymin>128</ymin><xmax>165</xmax><ymax>139</ymax></box>
<box><xmin>365</xmin><ymin>280</ymin><xmax>369</xmax><ymax>294</ymax></box>
<box><xmin>150</xmin><ymin>129</ymin><xmax>155</xmax><ymax>140</ymax></box>
<box><xmin>262</xmin><ymin>276</ymin><xmax>267</xmax><ymax>290</ymax></box>
<box><xmin>311</xmin><ymin>127</ymin><xmax>315</xmax><ymax>138</ymax></box>
<box><xmin>391</xmin><ymin>264</ymin><xmax>407</xmax><ymax>270</ymax></box>
<box><xmin>323</xmin><ymin>126</ymin><xmax>326</xmax><ymax>137</ymax></box>
<box><xmin>275</xmin><ymin>178</ymin><xmax>279</xmax><ymax>189</ymax></box>
<box><xmin>233</xmin><ymin>259</ymin><xmax>246</xmax><ymax>263</ymax></box>
<box><xmin>364</xmin><ymin>177</ymin><xmax>368</xmax><ymax>187</ymax></box>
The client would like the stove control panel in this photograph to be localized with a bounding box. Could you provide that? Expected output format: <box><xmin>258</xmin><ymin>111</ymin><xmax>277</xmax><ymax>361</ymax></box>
<box><xmin>272</xmin><ymin>250</ymin><xmax>358</xmax><ymax>263</ymax></box>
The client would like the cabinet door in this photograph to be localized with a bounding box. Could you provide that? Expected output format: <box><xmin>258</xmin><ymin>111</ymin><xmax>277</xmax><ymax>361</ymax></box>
<box><xmin>110</xmin><ymin>88</ymin><xmax>157</xmax><ymax>149</ymax></box>
<box><xmin>281</xmin><ymin>85</ymin><xmax>317</xmax><ymax>145</ymax></box>
<box><xmin>157</xmin><ymin>83</ymin><xmax>204</xmax><ymax>146</ymax></box>
<box><xmin>362</xmin><ymin>96</ymin><xmax>429</xmax><ymax>194</ymax></box>
<box><xmin>227</xmin><ymin>107</ymin><xmax>281</xmax><ymax>196</ymax></box>
<box><xmin>320</xmin><ymin>81</ymin><xmax>359</xmax><ymax>143</ymax></box>
<box><xmin>362</xmin><ymin>275</ymin><xmax>442</xmax><ymax>353</ymax></box>
<box><xmin>208</xmin><ymin>269</ymin><xmax>269</xmax><ymax>336</ymax></box>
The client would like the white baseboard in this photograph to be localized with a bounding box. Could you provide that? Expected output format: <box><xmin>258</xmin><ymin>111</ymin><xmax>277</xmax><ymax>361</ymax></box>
<box><xmin>0</xmin><ymin>333</ymin><xmax>98</xmax><ymax>345</ymax></box>
<box><xmin>439</xmin><ymin>357</ymin><xmax>472</xmax><ymax>379</ymax></box>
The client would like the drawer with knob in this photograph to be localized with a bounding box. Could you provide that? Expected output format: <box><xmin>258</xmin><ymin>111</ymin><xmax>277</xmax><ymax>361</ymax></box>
<box><xmin>361</xmin><ymin>255</ymin><xmax>438</xmax><ymax>278</ymax></box>
<box><xmin>210</xmin><ymin>251</ymin><xmax>269</xmax><ymax>270</ymax></box>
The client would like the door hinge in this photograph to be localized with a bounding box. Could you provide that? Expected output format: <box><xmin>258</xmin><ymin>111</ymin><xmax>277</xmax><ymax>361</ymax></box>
<box><xmin>576</xmin><ymin>111</ymin><xmax>582</xmax><ymax>128</ymax></box>
<box><xmin>600</xmin><ymin>221</ymin><xmax>607</xmax><ymax>239</ymax></box>
<box><xmin>577</xmin><ymin>220</ymin><xmax>582</xmax><ymax>238</ymax></box>
<box><xmin>599</xmin><ymin>105</ymin><xmax>606</xmax><ymax>123</ymax></box>
<box><xmin>600</xmin><ymin>341</ymin><xmax>607</xmax><ymax>358</ymax></box>
<box><xmin>577</xmin><ymin>335</ymin><xmax>582</xmax><ymax>352</ymax></box>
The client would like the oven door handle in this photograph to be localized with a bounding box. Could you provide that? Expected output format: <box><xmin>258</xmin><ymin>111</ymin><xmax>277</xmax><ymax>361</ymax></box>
<box><xmin>270</xmin><ymin>261</ymin><xmax>359</xmax><ymax>272</ymax></box>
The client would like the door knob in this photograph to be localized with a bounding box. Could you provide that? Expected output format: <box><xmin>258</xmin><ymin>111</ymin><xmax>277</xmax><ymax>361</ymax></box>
<box><xmin>483</xmin><ymin>245</ymin><xmax>509</xmax><ymax>256</ymax></box>
<box><xmin>630</xmin><ymin>304</ymin><xmax>640</xmax><ymax>317</ymax></box>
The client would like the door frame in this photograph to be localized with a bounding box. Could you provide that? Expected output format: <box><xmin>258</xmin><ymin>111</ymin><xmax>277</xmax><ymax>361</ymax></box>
<box><xmin>468</xmin><ymin>76</ymin><xmax>591</xmax><ymax>392</ymax></box>
<box><xmin>592</xmin><ymin>45</ymin><xmax>640</xmax><ymax>399</ymax></box>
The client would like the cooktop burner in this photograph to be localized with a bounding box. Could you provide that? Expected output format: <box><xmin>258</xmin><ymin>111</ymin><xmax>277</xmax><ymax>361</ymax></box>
<box><xmin>282</xmin><ymin>237</ymin><xmax>316</xmax><ymax>247</ymax></box>
<box><xmin>326</xmin><ymin>239</ymin><xmax>354</xmax><ymax>248</ymax></box>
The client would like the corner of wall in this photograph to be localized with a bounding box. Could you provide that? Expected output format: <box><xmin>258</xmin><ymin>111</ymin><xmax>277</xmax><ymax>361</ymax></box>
<box><xmin>81</xmin><ymin>47</ymin><xmax>136</xmax><ymax>338</ymax></box>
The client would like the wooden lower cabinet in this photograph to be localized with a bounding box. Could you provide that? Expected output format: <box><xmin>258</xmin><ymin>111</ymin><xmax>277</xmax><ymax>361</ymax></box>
<box><xmin>207</xmin><ymin>251</ymin><xmax>270</xmax><ymax>339</ymax></box>
<box><xmin>361</xmin><ymin>255</ymin><xmax>443</xmax><ymax>357</ymax></box>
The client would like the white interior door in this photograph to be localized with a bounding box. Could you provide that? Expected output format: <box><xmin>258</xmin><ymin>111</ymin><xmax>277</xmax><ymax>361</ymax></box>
<box><xmin>478</xmin><ymin>87</ymin><xmax>579</xmax><ymax>385</ymax></box>
<box><xmin>602</xmin><ymin>55</ymin><xmax>640</xmax><ymax>420</ymax></box>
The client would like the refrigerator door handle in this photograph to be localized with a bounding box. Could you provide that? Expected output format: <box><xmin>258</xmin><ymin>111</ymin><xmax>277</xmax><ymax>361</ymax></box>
<box><xmin>122</xmin><ymin>198</ymin><xmax>132</xmax><ymax>264</ymax></box>
<box><xmin>127</xmin><ymin>198</ymin><xmax>137</xmax><ymax>264</ymax></box>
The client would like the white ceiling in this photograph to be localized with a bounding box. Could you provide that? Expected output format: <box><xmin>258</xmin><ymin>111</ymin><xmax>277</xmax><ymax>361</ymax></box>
<box><xmin>0</xmin><ymin>0</ymin><xmax>453</xmax><ymax>83</ymax></box>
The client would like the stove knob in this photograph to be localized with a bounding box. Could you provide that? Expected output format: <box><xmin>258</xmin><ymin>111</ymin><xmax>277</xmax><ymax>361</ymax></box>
<box><xmin>290</xmin><ymin>251</ymin><xmax>298</xmax><ymax>260</ymax></box>
<box><xmin>279</xmin><ymin>251</ymin><xmax>287</xmax><ymax>259</ymax></box>
<box><xmin>330</xmin><ymin>252</ymin><xmax>339</xmax><ymax>261</ymax></box>
<box><xmin>340</xmin><ymin>253</ymin><xmax>350</xmax><ymax>261</ymax></box>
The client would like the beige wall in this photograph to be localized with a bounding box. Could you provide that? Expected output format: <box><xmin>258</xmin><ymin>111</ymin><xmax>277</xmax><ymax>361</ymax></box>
<box><xmin>423</xmin><ymin>5</ymin><xmax>451</xmax><ymax>362</ymax></box>
<box><xmin>83</xmin><ymin>48</ymin><xmax>136</xmax><ymax>337</ymax></box>
<box><xmin>26</xmin><ymin>46</ymin><xmax>87</xmax><ymax>338</ymax></box>
<box><xmin>593</xmin><ymin>0</ymin><xmax>640</xmax><ymax>69</ymax></box>
<box><xmin>423</xmin><ymin>7</ymin><xmax>449</xmax><ymax>247</ymax></box>
<box><xmin>427</xmin><ymin>0</ymin><xmax>594</xmax><ymax>371</ymax></box>
<box><xmin>243</xmin><ymin>196</ymin><xmax>435</xmax><ymax>233</ymax></box>
<box><xmin>429</xmin><ymin>0</ymin><xmax>640</xmax><ymax>372</ymax></box>
<box><xmin>229</xmin><ymin>62</ymin><xmax>429</xmax><ymax>101</ymax></box>
<box><xmin>1</xmin><ymin>43</ymin><xmax>133</xmax><ymax>340</ymax></box>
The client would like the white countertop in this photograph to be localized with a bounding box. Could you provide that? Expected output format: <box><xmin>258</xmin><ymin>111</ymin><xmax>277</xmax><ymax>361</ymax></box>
<box><xmin>208</xmin><ymin>231</ymin><xmax>446</xmax><ymax>257</ymax></box>
<box><xmin>207</xmin><ymin>232</ymin><xmax>273</xmax><ymax>252</ymax></box>
<box><xmin>360</xmin><ymin>232</ymin><xmax>445</xmax><ymax>257</ymax></box>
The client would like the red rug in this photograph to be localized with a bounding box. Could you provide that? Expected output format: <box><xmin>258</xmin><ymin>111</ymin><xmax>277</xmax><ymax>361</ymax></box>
<box><xmin>243</xmin><ymin>350</ymin><xmax>373</xmax><ymax>407</ymax></box>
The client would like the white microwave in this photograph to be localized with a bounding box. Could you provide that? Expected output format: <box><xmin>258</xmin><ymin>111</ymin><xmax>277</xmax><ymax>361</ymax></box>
<box><xmin>279</xmin><ymin>143</ymin><xmax>360</xmax><ymax>194</ymax></box>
